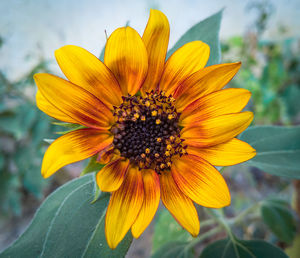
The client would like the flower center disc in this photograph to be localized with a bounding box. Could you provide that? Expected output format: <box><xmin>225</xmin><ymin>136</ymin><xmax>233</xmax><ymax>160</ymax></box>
<box><xmin>111</xmin><ymin>91</ymin><xmax>186</xmax><ymax>173</ymax></box>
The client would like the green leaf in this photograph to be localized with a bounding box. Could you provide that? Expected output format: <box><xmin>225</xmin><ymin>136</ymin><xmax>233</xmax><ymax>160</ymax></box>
<box><xmin>240</xmin><ymin>126</ymin><xmax>300</xmax><ymax>178</ymax></box>
<box><xmin>0</xmin><ymin>174</ymin><xmax>132</xmax><ymax>258</ymax></box>
<box><xmin>200</xmin><ymin>238</ymin><xmax>288</xmax><ymax>258</ymax></box>
<box><xmin>81</xmin><ymin>155</ymin><xmax>105</xmax><ymax>176</ymax></box>
<box><xmin>261</xmin><ymin>199</ymin><xmax>296</xmax><ymax>244</ymax></box>
<box><xmin>151</xmin><ymin>241</ymin><xmax>194</xmax><ymax>258</ymax></box>
<box><xmin>53</xmin><ymin>122</ymin><xmax>85</xmax><ymax>135</ymax></box>
<box><xmin>167</xmin><ymin>10</ymin><xmax>222</xmax><ymax>66</ymax></box>
<box><xmin>152</xmin><ymin>210</ymin><xmax>192</xmax><ymax>252</ymax></box>
<box><xmin>281</xmin><ymin>84</ymin><xmax>300</xmax><ymax>119</ymax></box>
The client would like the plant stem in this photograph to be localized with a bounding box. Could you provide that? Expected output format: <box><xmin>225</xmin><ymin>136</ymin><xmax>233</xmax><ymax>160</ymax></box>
<box><xmin>185</xmin><ymin>225</ymin><xmax>223</xmax><ymax>250</ymax></box>
<box><xmin>199</xmin><ymin>218</ymin><xmax>216</xmax><ymax>228</ymax></box>
<box><xmin>229</xmin><ymin>202</ymin><xmax>261</xmax><ymax>225</ymax></box>
<box><xmin>184</xmin><ymin>203</ymin><xmax>262</xmax><ymax>252</ymax></box>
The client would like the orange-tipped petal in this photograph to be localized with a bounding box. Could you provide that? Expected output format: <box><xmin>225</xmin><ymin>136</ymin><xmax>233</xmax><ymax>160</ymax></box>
<box><xmin>104</xmin><ymin>27</ymin><xmax>148</xmax><ymax>96</ymax></box>
<box><xmin>160</xmin><ymin>171</ymin><xmax>199</xmax><ymax>237</ymax></box>
<box><xmin>36</xmin><ymin>90</ymin><xmax>77</xmax><ymax>124</ymax></box>
<box><xmin>34</xmin><ymin>73</ymin><xmax>114</xmax><ymax>129</ymax></box>
<box><xmin>105</xmin><ymin>166</ymin><xmax>144</xmax><ymax>249</ymax></box>
<box><xmin>174</xmin><ymin>62</ymin><xmax>241</xmax><ymax>112</ymax></box>
<box><xmin>141</xmin><ymin>9</ymin><xmax>170</xmax><ymax>95</ymax></box>
<box><xmin>159</xmin><ymin>41</ymin><xmax>210</xmax><ymax>95</ymax></box>
<box><xmin>182</xmin><ymin>112</ymin><xmax>253</xmax><ymax>148</ymax></box>
<box><xmin>188</xmin><ymin>138</ymin><xmax>256</xmax><ymax>166</ymax></box>
<box><xmin>55</xmin><ymin>45</ymin><xmax>122</xmax><ymax>109</ymax></box>
<box><xmin>131</xmin><ymin>169</ymin><xmax>160</xmax><ymax>238</ymax></box>
<box><xmin>41</xmin><ymin>129</ymin><xmax>113</xmax><ymax>178</ymax></box>
<box><xmin>180</xmin><ymin>88</ymin><xmax>251</xmax><ymax>126</ymax></box>
<box><xmin>172</xmin><ymin>155</ymin><xmax>231</xmax><ymax>208</ymax></box>
<box><xmin>96</xmin><ymin>158</ymin><xmax>129</xmax><ymax>192</ymax></box>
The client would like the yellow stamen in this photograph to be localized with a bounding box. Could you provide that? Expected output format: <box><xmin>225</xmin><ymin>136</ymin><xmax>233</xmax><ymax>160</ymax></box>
<box><xmin>156</xmin><ymin>137</ymin><xmax>162</xmax><ymax>142</ymax></box>
<box><xmin>155</xmin><ymin>153</ymin><xmax>160</xmax><ymax>158</ymax></box>
<box><xmin>168</xmin><ymin>114</ymin><xmax>174</xmax><ymax>120</ymax></box>
<box><xmin>145</xmin><ymin>148</ymin><xmax>150</xmax><ymax>154</ymax></box>
<box><xmin>165</xmin><ymin>151</ymin><xmax>170</xmax><ymax>156</ymax></box>
<box><xmin>156</xmin><ymin>119</ymin><xmax>161</xmax><ymax>125</ymax></box>
<box><xmin>167</xmin><ymin>144</ymin><xmax>172</xmax><ymax>150</ymax></box>
<box><xmin>141</xmin><ymin>115</ymin><xmax>146</xmax><ymax>121</ymax></box>
<box><xmin>151</xmin><ymin>110</ymin><xmax>158</xmax><ymax>116</ymax></box>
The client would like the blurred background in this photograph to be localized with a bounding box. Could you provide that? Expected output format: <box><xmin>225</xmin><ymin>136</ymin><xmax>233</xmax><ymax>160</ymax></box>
<box><xmin>0</xmin><ymin>0</ymin><xmax>300</xmax><ymax>257</ymax></box>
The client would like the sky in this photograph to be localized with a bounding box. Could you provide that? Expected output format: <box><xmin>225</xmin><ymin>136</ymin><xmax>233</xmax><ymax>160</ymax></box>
<box><xmin>0</xmin><ymin>0</ymin><xmax>299</xmax><ymax>80</ymax></box>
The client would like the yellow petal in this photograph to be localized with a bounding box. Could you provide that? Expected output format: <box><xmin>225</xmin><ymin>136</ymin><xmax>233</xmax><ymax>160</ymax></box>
<box><xmin>104</xmin><ymin>27</ymin><xmax>148</xmax><ymax>96</ymax></box>
<box><xmin>55</xmin><ymin>45</ymin><xmax>122</xmax><ymax>109</ymax></box>
<box><xmin>160</xmin><ymin>171</ymin><xmax>199</xmax><ymax>237</ymax></box>
<box><xmin>188</xmin><ymin>138</ymin><xmax>256</xmax><ymax>166</ymax></box>
<box><xmin>96</xmin><ymin>158</ymin><xmax>129</xmax><ymax>192</ymax></box>
<box><xmin>42</xmin><ymin>129</ymin><xmax>113</xmax><ymax>178</ymax></box>
<box><xmin>105</xmin><ymin>166</ymin><xmax>144</xmax><ymax>249</ymax></box>
<box><xmin>174</xmin><ymin>62</ymin><xmax>241</xmax><ymax>112</ymax></box>
<box><xmin>159</xmin><ymin>41</ymin><xmax>210</xmax><ymax>95</ymax></box>
<box><xmin>179</xmin><ymin>88</ymin><xmax>251</xmax><ymax>126</ymax></box>
<box><xmin>141</xmin><ymin>9</ymin><xmax>170</xmax><ymax>95</ymax></box>
<box><xmin>34</xmin><ymin>73</ymin><xmax>114</xmax><ymax>129</ymax></box>
<box><xmin>172</xmin><ymin>155</ymin><xmax>230</xmax><ymax>208</ymax></box>
<box><xmin>182</xmin><ymin>112</ymin><xmax>253</xmax><ymax>147</ymax></box>
<box><xmin>131</xmin><ymin>169</ymin><xmax>160</xmax><ymax>238</ymax></box>
<box><xmin>36</xmin><ymin>90</ymin><xmax>77</xmax><ymax>124</ymax></box>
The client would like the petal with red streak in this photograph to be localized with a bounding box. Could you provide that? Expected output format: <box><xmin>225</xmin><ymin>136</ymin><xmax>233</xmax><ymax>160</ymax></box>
<box><xmin>132</xmin><ymin>169</ymin><xmax>160</xmax><ymax>238</ymax></box>
<box><xmin>105</xmin><ymin>166</ymin><xmax>144</xmax><ymax>249</ymax></box>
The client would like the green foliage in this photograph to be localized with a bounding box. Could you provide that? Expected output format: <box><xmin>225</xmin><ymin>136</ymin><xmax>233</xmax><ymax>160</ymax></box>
<box><xmin>0</xmin><ymin>63</ymin><xmax>56</xmax><ymax>216</ymax></box>
<box><xmin>200</xmin><ymin>238</ymin><xmax>288</xmax><ymax>258</ymax></box>
<box><xmin>0</xmin><ymin>174</ymin><xmax>132</xmax><ymax>258</ymax></box>
<box><xmin>152</xmin><ymin>210</ymin><xmax>192</xmax><ymax>252</ymax></box>
<box><xmin>240</xmin><ymin>125</ymin><xmax>300</xmax><ymax>178</ymax></box>
<box><xmin>0</xmin><ymin>171</ymin><xmax>22</xmax><ymax>216</ymax></box>
<box><xmin>167</xmin><ymin>10</ymin><xmax>222</xmax><ymax>66</ymax></box>
<box><xmin>261</xmin><ymin>199</ymin><xmax>296</xmax><ymax>244</ymax></box>
<box><xmin>222</xmin><ymin>35</ymin><xmax>300</xmax><ymax>124</ymax></box>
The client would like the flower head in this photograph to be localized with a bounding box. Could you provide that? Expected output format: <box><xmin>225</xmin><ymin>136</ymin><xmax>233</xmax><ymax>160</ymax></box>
<box><xmin>34</xmin><ymin>10</ymin><xmax>256</xmax><ymax>249</ymax></box>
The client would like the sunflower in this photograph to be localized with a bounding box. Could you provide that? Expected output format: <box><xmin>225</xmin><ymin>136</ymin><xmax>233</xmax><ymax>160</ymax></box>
<box><xmin>34</xmin><ymin>9</ymin><xmax>256</xmax><ymax>249</ymax></box>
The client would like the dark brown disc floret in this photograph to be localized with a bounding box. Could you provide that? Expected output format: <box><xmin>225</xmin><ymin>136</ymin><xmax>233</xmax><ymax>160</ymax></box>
<box><xmin>111</xmin><ymin>91</ymin><xmax>187</xmax><ymax>173</ymax></box>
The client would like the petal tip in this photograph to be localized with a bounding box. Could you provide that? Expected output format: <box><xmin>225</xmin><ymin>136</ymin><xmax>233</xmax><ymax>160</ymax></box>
<box><xmin>131</xmin><ymin>226</ymin><xmax>142</xmax><ymax>239</ymax></box>
<box><xmin>41</xmin><ymin>168</ymin><xmax>51</xmax><ymax>179</ymax></box>
<box><xmin>33</xmin><ymin>73</ymin><xmax>44</xmax><ymax>82</ymax></box>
